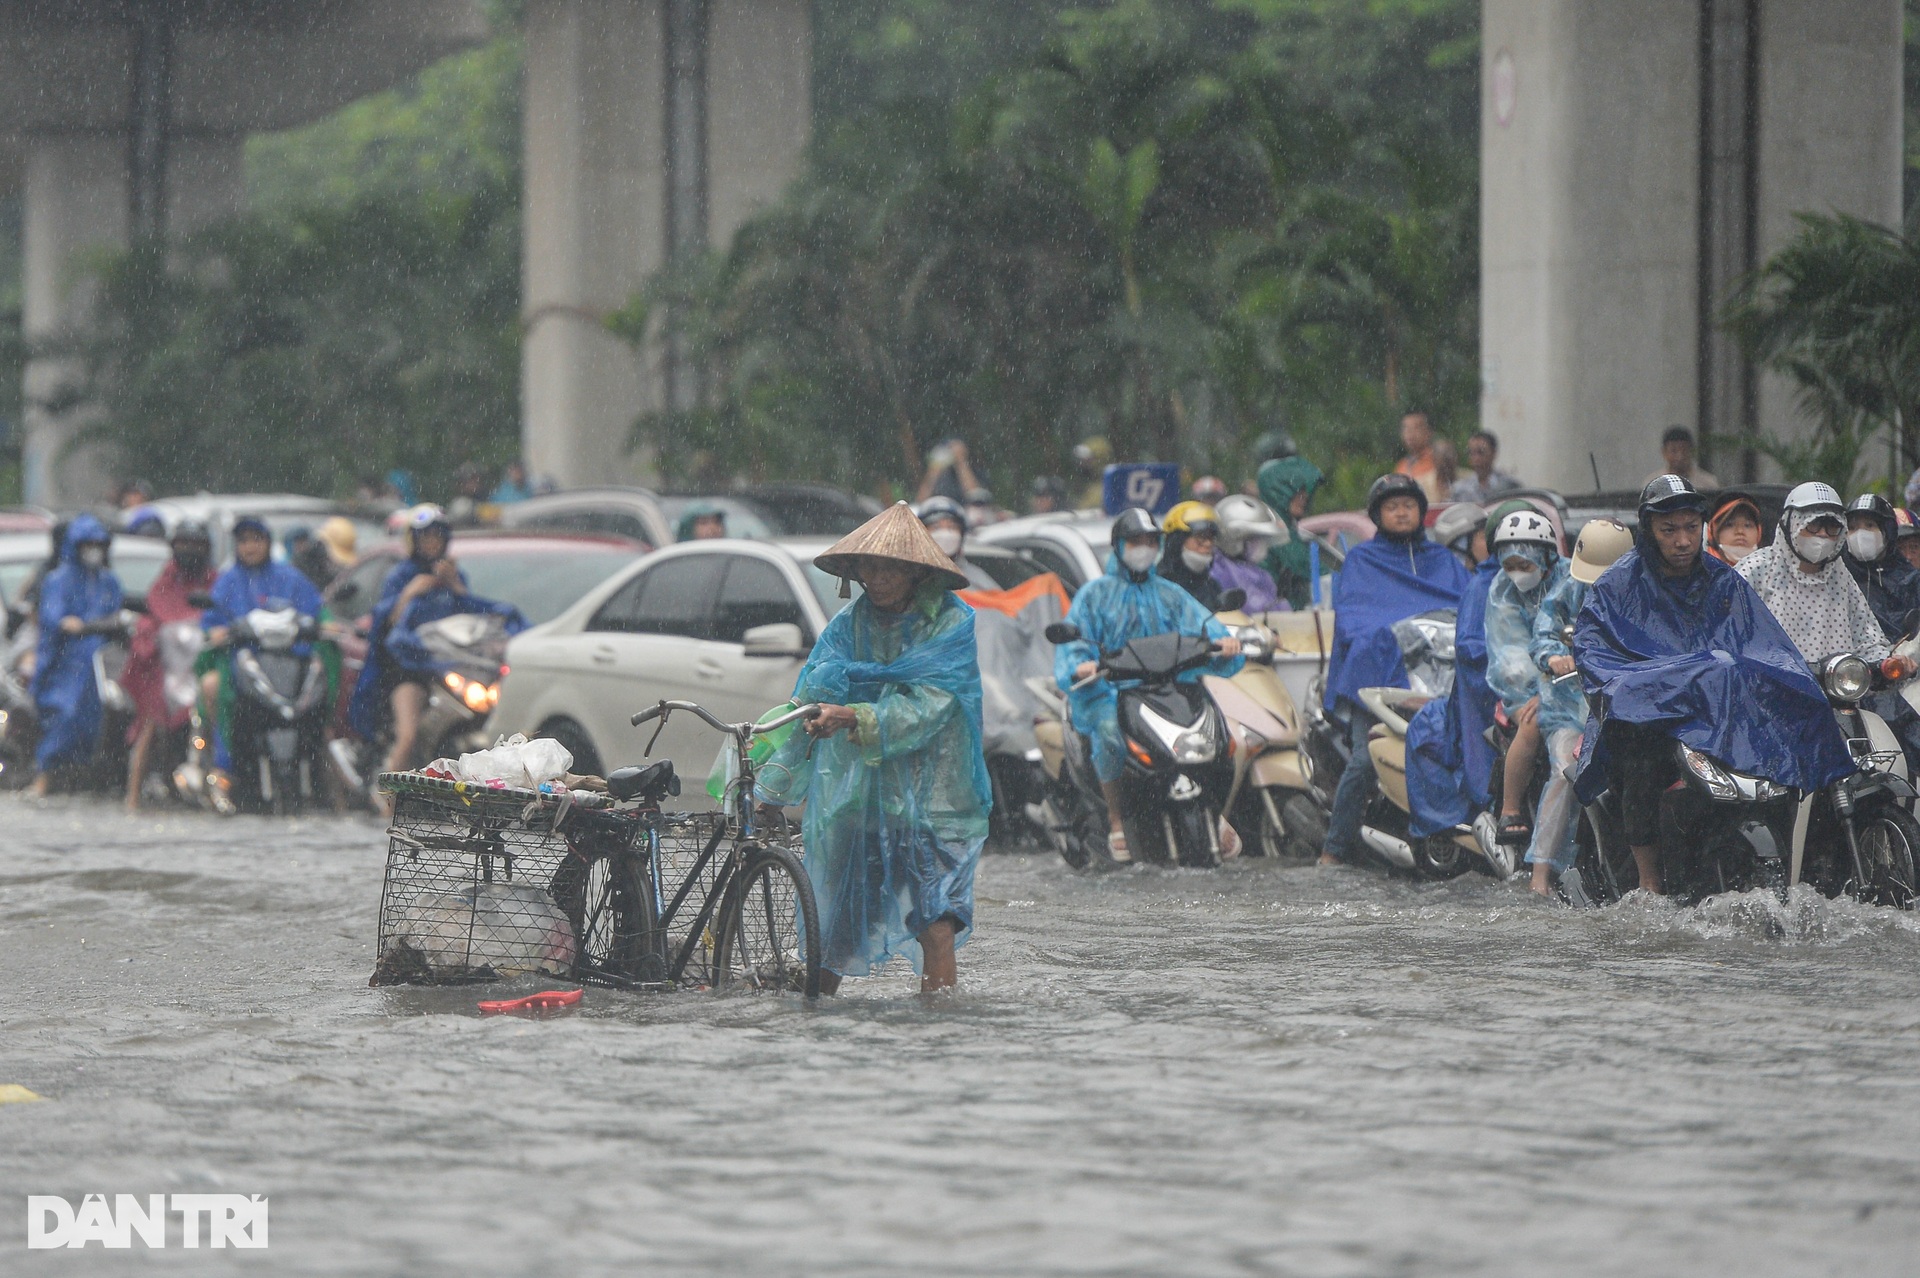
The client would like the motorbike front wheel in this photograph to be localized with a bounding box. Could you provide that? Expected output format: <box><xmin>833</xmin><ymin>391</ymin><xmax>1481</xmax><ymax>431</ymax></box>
<box><xmin>1281</xmin><ymin>793</ymin><xmax>1328</xmax><ymax>860</ymax></box>
<box><xmin>1849</xmin><ymin>809</ymin><xmax>1920</xmax><ymax>909</ymax></box>
<box><xmin>1166</xmin><ymin>802</ymin><xmax>1221</xmax><ymax>869</ymax></box>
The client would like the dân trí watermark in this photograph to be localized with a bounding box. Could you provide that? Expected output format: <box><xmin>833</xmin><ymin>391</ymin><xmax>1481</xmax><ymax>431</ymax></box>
<box><xmin>27</xmin><ymin>1194</ymin><xmax>268</xmax><ymax>1249</ymax></box>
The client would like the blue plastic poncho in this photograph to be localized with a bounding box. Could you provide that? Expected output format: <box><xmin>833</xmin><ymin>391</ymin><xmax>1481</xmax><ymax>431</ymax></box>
<box><xmin>1572</xmin><ymin>547</ymin><xmax>1852</xmax><ymax>802</ymax></box>
<box><xmin>1529</xmin><ymin>571</ymin><xmax>1587</xmax><ymax>685</ymax></box>
<box><xmin>383</xmin><ymin>590</ymin><xmax>527</xmax><ymax>674</ymax></box>
<box><xmin>30</xmin><ymin>514</ymin><xmax>123</xmax><ymax>772</ymax></box>
<box><xmin>348</xmin><ymin>557</ymin><xmax>464</xmax><ymax>739</ymax></box>
<box><xmin>1053</xmin><ymin>554</ymin><xmax>1243</xmax><ymax>783</ymax></box>
<box><xmin>1484</xmin><ymin>551</ymin><xmax>1585</xmax><ymax>736</ymax></box>
<box><xmin>755</xmin><ymin>586</ymin><xmax>991</xmax><ymax>978</ymax></box>
<box><xmin>1323</xmin><ymin>533</ymin><xmax>1470</xmax><ymax>713</ymax></box>
<box><xmin>202</xmin><ymin>559</ymin><xmax>324</xmax><ymax>641</ymax></box>
<box><xmin>1405</xmin><ymin>559</ymin><xmax>1497</xmax><ymax>837</ymax></box>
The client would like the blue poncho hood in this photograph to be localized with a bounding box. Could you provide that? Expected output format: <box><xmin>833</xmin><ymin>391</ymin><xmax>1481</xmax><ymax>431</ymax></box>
<box><xmin>1324</xmin><ymin>532</ymin><xmax>1470</xmax><ymax>713</ymax></box>
<box><xmin>1572</xmin><ymin>546</ymin><xmax>1851</xmax><ymax>801</ymax></box>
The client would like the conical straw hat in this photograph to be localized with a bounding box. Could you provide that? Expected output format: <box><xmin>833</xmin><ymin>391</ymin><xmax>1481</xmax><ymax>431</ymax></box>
<box><xmin>815</xmin><ymin>501</ymin><xmax>971</xmax><ymax>593</ymax></box>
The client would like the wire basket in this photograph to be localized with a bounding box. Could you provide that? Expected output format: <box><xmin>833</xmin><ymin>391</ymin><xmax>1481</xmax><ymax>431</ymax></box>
<box><xmin>371</xmin><ymin>773</ymin><xmax>627</xmax><ymax>987</ymax></box>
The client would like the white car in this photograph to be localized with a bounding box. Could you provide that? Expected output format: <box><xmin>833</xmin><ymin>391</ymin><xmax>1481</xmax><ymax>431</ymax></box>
<box><xmin>487</xmin><ymin>539</ymin><xmax>852</xmax><ymax>788</ymax></box>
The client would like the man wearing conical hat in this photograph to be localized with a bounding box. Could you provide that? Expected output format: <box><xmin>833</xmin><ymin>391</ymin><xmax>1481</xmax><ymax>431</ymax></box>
<box><xmin>754</xmin><ymin>502</ymin><xmax>991</xmax><ymax>994</ymax></box>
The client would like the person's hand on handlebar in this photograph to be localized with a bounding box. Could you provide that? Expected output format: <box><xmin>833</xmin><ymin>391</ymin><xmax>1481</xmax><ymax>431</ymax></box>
<box><xmin>805</xmin><ymin>704</ymin><xmax>859</xmax><ymax>739</ymax></box>
<box><xmin>1547</xmin><ymin>655</ymin><xmax>1575</xmax><ymax>678</ymax></box>
<box><xmin>1074</xmin><ymin>660</ymin><xmax>1100</xmax><ymax>683</ymax></box>
<box><xmin>1215</xmin><ymin>636</ymin><xmax>1243</xmax><ymax>658</ymax></box>
<box><xmin>59</xmin><ymin>616</ymin><xmax>85</xmax><ymax>636</ymax></box>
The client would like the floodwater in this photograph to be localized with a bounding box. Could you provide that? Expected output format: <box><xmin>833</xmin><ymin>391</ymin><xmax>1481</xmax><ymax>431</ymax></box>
<box><xmin>5</xmin><ymin>798</ymin><xmax>1920</xmax><ymax>1276</ymax></box>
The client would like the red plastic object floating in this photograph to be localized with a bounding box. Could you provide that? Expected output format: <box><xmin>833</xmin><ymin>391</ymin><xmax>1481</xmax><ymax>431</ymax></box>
<box><xmin>478</xmin><ymin>989</ymin><xmax>582</xmax><ymax>1014</ymax></box>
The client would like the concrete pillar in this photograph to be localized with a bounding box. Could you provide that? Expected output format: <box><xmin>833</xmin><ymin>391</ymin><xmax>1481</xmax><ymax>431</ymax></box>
<box><xmin>1480</xmin><ymin>0</ymin><xmax>1701</xmax><ymax>494</ymax></box>
<box><xmin>705</xmin><ymin>0</ymin><xmax>810</xmax><ymax>246</ymax></box>
<box><xmin>520</xmin><ymin>0</ymin><xmax>666</xmax><ymax>490</ymax></box>
<box><xmin>1750</xmin><ymin>0</ymin><xmax>1904</xmax><ymax>478</ymax></box>
<box><xmin>1480</xmin><ymin>0</ymin><xmax>1903</xmax><ymax>495</ymax></box>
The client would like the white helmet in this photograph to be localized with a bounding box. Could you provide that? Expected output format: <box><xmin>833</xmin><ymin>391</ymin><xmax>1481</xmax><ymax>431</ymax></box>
<box><xmin>1782</xmin><ymin>481</ymin><xmax>1843</xmax><ymax>518</ymax></box>
<box><xmin>1492</xmin><ymin>508</ymin><xmax>1557</xmax><ymax>553</ymax></box>
<box><xmin>1212</xmin><ymin>494</ymin><xmax>1287</xmax><ymax>557</ymax></box>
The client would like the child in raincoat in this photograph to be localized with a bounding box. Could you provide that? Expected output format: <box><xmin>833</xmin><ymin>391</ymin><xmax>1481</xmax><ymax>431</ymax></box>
<box><xmin>755</xmin><ymin>503</ymin><xmax>991</xmax><ymax>994</ymax></box>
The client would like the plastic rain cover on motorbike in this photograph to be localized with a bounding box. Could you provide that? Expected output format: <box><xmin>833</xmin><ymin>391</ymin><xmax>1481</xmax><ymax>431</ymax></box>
<box><xmin>1322</xmin><ymin>534</ymin><xmax>1469</xmax><ymax>713</ymax></box>
<box><xmin>30</xmin><ymin>514</ymin><xmax>123</xmax><ymax>771</ymax></box>
<box><xmin>754</xmin><ymin>587</ymin><xmax>991</xmax><ymax>978</ymax></box>
<box><xmin>957</xmin><ymin>574</ymin><xmax>1072</xmax><ymax>756</ymax></box>
<box><xmin>1572</xmin><ymin>547</ymin><xmax>1852</xmax><ymax>803</ymax></box>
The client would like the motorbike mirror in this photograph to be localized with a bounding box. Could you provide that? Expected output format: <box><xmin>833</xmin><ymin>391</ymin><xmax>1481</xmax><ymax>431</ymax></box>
<box><xmin>121</xmin><ymin>596</ymin><xmax>149</xmax><ymax>614</ymax></box>
<box><xmin>1044</xmin><ymin>621</ymin><xmax>1082</xmax><ymax>645</ymax></box>
<box><xmin>187</xmin><ymin>591</ymin><xmax>214</xmax><ymax>609</ymax></box>
<box><xmin>1218</xmin><ymin>588</ymin><xmax>1247</xmax><ymax>613</ymax></box>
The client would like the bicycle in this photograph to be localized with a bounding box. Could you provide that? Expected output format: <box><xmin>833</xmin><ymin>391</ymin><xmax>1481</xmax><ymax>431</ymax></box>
<box><xmin>558</xmin><ymin>698</ymin><xmax>825</xmax><ymax>997</ymax></box>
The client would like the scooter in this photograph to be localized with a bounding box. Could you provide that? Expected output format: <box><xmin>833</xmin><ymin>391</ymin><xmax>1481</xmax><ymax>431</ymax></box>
<box><xmin>1788</xmin><ymin>651</ymin><xmax>1919</xmax><ymax>906</ymax></box>
<box><xmin>1205</xmin><ymin>614</ymin><xmax>1323</xmax><ymax>859</ymax></box>
<box><xmin>0</xmin><ymin>608</ymin><xmax>136</xmax><ymax>790</ymax></box>
<box><xmin>1354</xmin><ymin>685</ymin><xmax>1482</xmax><ymax>878</ymax></box>
<box><xmin>1040</xmin><ymin>622</ymin><xmax>1238</xmax><ymax>869</ymax></box>
<box><xmin>222</xmin><ymin>607</ymin><xmax>333</xmax><ymax>814</ymax></box>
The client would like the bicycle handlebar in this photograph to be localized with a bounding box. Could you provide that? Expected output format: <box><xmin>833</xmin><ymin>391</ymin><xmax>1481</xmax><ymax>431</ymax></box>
<box><xmin>630</xmin><ymin>699</ymin><xmax>822</xmax><ymax>741</ymax></box>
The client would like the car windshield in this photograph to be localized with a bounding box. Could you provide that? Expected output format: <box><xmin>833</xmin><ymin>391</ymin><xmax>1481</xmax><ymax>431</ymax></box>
<box><xmin>114</xmin><ymin>552</ymin><xmax>168</xmax><ymax>601</ymax></box>
<box><xmin>460</xmin><ymin>546</ymin><xmax>640</xmax><ymax>624</ymax></box>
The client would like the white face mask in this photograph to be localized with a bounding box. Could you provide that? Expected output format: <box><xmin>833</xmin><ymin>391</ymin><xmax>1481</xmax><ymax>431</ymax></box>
<box><xmin>1122</xmin><ymin>545</ymin><xmax>1158</xmax><ymax>574</ymax></box>
<box><xmin>1848</xmin><ymin>529</ymin><xmax>1885</xmax><ymax>562</ymax></box>
<box><xmin>928</xmin><ymin>527</ymin><xmax>963</xmax><ymax>557</ymax></box>
<box><xmin>1721</xmin><ymin>542</ymin><xmax>1756</xmax><ymax>563</ymax></box>
<box><xmin>1181</xmin><ymin>548</ymin><xmax>1213</xmax><ymax>574</ymax></box>
<box><xmin>79</xmin><ymin>545</ymin><xmax>106</xmax><ymax>569</ymax></box>
<box><xmin>1793</xmin><ymin>531</ymin><xmax>1841</xmax><ymax>564</ymax></box>
<box><xmin>1505</xmin><ymin>565</ymin><xmax>1543</xmax><ymax>594</ymax></box>
<box><xmin>1243</xmin><ymin>538</ymin><xmax>1270</xmax><ymax>563</ymax></box>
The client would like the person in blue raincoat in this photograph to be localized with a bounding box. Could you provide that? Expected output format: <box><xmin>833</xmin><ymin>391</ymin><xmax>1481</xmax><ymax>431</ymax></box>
<box><xmin>1053</xmin><ymin>508</ymin><xmax>1245</xmax><ymax>863</ymax></box>
<box><xmin>754</xmin><ymin>502</ymin><xmax>991</xmax><ymax>994</ymax></box>
<box><xmin>29</xmin><ymin>514</ymin><xmax>123</xmax><ymax>794</ymax></box>
<box><xmin>200</xmin><ymin>516</ymin><xmax>326</xmax><ymax>775</ymax></box>
<box><xmin>1406</xmin><ymin>499</ymin><xmax>1537</xmax><ymax>844</ymax></box>
<box><xmin>1572</xmin><ymin>476</ymin><xmax>1852</xmax><ymax>894</ymax></box>
<box><xmin>1322</xmin><ymin>474</ymin><xmax>1469</xmax><ymax>867</ymax></box>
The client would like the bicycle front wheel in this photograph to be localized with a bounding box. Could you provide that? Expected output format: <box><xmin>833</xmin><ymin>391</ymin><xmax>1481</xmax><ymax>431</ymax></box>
<box><xmin>571</xmin><ymin>853</ymin><xmax>666</xmax><ymax>986</ymax></box>
<box><xmin>714</xmin><ymin>846</ymin><xmax>822</xmax><ymax>999</ymax></box>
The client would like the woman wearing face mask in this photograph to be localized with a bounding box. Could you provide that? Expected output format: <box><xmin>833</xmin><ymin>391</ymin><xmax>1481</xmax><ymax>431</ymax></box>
<box><xmin>1840</xmin><ymin>494</ymin><xmax>1920</xmax><ymax>642</ymax></box>
<box><xmin>28</xmin><ymin>514</ymin><xmax>124</xmax><ymax>796</ymax></box>
<box><xmin>913</xmin><ymin>497</ymin><xmax>998</xmax><ymax>590</ymax></box>
<box><xmin>1481</xmin><ymin>510</ymin><xmax>1585</xmax><ymax>881</ymax></box>
<box><xmin>1705</xmin><ymin>492</ymin><xmax>1765</xmax><ymax>564</ymax></box>
<box><xmin>1155</xmin><ymin>501</ymin><xmax>1225</xmax><ymax>611</ymax></box>
<box><xmin>1734</xmin><ymin>482</ymin><xmax>1888</xmax><ymax>667</ymax></box>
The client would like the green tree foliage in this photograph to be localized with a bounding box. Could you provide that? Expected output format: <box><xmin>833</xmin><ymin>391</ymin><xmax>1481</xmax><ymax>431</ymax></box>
<box><xmin>625</xmin><ymin>0</ymin><xmax>1480</xmax><ymax>507</ymax></box>
<box><xmin>75</xmin><ymin>12</ymin><xmax>523</xmax><ymax>501</ymax></box>
<box><xmin>1722</xmin><ymin>209</ymin><xmax>1920</xmax><ymax>494</ymax></box>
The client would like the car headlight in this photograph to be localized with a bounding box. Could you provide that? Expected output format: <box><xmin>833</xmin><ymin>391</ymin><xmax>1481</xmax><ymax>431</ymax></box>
<box><xmin>1681</xmin><ymin>746</ymin><xmax>1740</xmax><ymax>801</ymax></box>
<box><xmin>1822</xmin><ymin>653</ymin><xmax>1871</xmax><ymax>704</ymax></box>
<box><xmin>1171</xmin><ymin>730</ymin><xmax>1217</xmax><ymax>764</ymax></box>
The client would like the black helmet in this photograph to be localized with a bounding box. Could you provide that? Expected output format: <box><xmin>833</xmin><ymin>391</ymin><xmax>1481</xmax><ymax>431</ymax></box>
<box><xmin>1637</xmin><ymin>474</ymin><xmax>1707</xmax><ymax>524</ymax></box>
<box><xmin>1365</xmin><ymin>473</ymin><xmax>1429</xmax><ymax>526</ymax></box>
<box><xmin>1252</xmin><ymin>429</ymin><xmax>1297</xmax><ymax>464</ymax></box>
<box><xmin>1109</xmin><ymin>507</ymin><xmax>1161</xmax><ymax>548</ymax></box>
<box><xmin>915</xmin><ymin>495</ymin><xmax>967</xmax><ymax>528</ymax></box>
<box><xmin>1846</xmin><ymin>493</ymin><xmax>1895</xmax><ymax>534</ymax></box>
<box><xmin>169</xmin><ymin>518</ymin><xmax>212</xmax><ymax>546</ymax></box>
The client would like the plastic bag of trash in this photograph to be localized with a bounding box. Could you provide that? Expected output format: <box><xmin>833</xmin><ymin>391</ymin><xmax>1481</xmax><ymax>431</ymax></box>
<box><xmin>399</xmin><ymin>882</ymin><xmax>577</xmax><ymax>979</ymax></box>
<box><xmin>706</xmin><ymin>702</ymin><xmax>799</xmax><ymax>801</ymax></box>
<box><xmin>455</xmin><ymin>733</ymin><xmax>573</xmax><ymax>790</ymax></box>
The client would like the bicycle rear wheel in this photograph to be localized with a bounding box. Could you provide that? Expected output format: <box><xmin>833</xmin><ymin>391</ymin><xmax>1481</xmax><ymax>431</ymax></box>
<box><xmin>571</xmin><ymin>853</ymin><xmax>666</xmax><ymax>986</ymax></box>
<box><xmin>714</xmin><ymin>845</ymin><xmax>822</xmax><ymax>998</ymax></box>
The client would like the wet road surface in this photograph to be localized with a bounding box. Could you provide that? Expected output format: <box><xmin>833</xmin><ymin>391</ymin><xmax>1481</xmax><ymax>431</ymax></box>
<box><xmin>5</xmin><ymin>797</ymin><xmax>1920</xmax><ymax>1275</ymax></box>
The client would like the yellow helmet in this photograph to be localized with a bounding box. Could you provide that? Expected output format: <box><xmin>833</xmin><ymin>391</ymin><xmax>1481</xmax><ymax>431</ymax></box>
<box><xmin>1162</xmin><ymin>500</ymin><xmax>1220</xmax><ymax>537</ymax></box>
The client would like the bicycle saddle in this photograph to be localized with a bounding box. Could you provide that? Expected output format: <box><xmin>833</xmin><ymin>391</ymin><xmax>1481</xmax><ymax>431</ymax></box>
<box><xmin>607</xmin><ymin>760</ymin><xmax>680</xmax><ymax>802</ymax></box>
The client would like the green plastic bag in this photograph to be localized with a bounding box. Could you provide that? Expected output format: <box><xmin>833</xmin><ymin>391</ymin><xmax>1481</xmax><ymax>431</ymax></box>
<box><xmin>706</xmin><ymin>701</ymin><xmax>800</xmax><ymax>802</ymax></box>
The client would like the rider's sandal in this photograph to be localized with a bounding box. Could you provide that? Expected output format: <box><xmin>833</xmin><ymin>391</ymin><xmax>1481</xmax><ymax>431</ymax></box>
<box><xmin>1106</xmin><ymin>831</ymin><xmax>1133</xmax><ymax>864</ymax></box>
<box><xmin>1495</xmin><ymin>814</ymin><xmax>1532</xmax><ymax>847</ymax></box>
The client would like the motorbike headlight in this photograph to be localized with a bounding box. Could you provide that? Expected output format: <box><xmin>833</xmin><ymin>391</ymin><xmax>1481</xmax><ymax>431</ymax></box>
<box><xmin>443</xmin><ymin>671</ymin><xmax>468</xmax><ymax>697</ymax></box>
<box><xmin>1822</xmin><ymin>653</ymin><xmax>1871</xmax><ymax>704</ymax></box>
<box><xmin>1680</xmin><ymin>746</ymin><xmax>1740</xmax><ymax>801</ymax></box>
<box><xmin>464</xmin><ymin>681</ymin><xmax>497</xmax><ymax>713</ymax></box>
<box><xmin>1171</xmin><ymin>730</ymin><xmax>1217</xmax><ymax>764</ymax></box>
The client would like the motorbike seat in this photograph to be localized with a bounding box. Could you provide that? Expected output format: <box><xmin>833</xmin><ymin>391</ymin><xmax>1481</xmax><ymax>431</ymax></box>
<box><xmin>608</xmin><ymin>759</ymin><xmax>680</xmax><ymax>803</ymax></box>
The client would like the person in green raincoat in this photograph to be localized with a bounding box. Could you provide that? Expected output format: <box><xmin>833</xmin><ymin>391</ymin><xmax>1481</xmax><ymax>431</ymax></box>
<box><xmin>1257</xmin><ymin>455</ymin><xmax>1325</xmax><ymax>610</ymax></box>
<box><xmin>755</xmin><ymin>502</ymin><xmax>990</xmax><ymax>994</ymax></box>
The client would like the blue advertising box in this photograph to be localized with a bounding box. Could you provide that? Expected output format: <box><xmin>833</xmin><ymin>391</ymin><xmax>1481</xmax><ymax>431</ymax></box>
<box><xmin>1100</xmin><ymin>463</ymin><xmax>1182</xmax><ymax>518</ymax></box>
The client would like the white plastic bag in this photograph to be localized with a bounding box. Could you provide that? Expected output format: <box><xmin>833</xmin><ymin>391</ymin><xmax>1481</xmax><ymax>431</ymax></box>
<box><xmin>455</xmin><ymin>733</ymin><xmax>573</xmax><ymax>790</ymax></box>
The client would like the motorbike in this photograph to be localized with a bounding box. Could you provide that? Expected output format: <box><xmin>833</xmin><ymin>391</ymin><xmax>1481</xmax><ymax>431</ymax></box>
<box><xmin>1204</xmin><ymin>614</ymin><xmax>1323</xmax><ymax>860</ymax></box>
<box><xmin>1300</xmin><ymin>610</ymin><xmax>1464</xmax><ymax>876</ymax></box>
<box><xmin>0</xmin><ymin>608</ymin><xmax>137</xmax><ymax>790</ymax></box>
<box><xmin>1786</xmin><ymin>652</ymin><xmax>1919</xmax><ymax>906</ymax></box>
<box><xmin>1039</xmin><ymin>622</ymin><xmax>1238</xmax><ymax>869</ymax></box>
<box><xmin>222</xmin><ymin>607</ymin><xmax>333</xmax><ymax>814</ymax></box>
